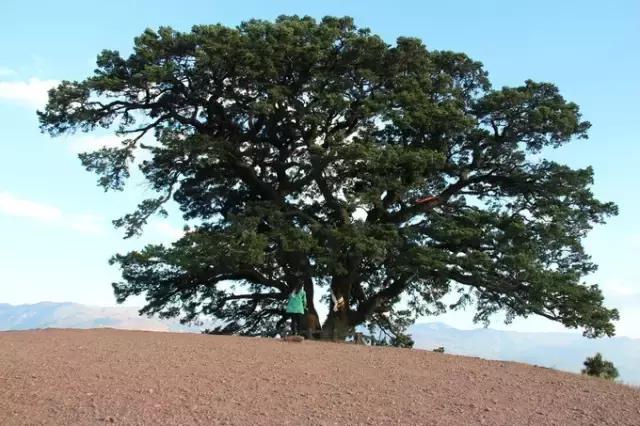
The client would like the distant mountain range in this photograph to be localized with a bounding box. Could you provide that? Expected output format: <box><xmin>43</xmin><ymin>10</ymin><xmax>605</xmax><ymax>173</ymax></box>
<box><xmin>409</xmin><ymin>322</ymin><xmax>640</xmax><ymax>385</ymax></box>
<box><xmin>0</xmin><ymin>302</ymin><xmax>197</xmax><ymax>333</ymax></box>
<box><xmin>1</xmin><ymin>302</ymin><xmax>638</xmax><ymax>384</ymax></box>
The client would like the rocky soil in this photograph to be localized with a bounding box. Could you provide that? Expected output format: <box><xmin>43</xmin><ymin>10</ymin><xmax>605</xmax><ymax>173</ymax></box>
<box><xmin>1</xmin><ymin>328</ymin><xmax>639</xmax><ymax>425</ymax></box>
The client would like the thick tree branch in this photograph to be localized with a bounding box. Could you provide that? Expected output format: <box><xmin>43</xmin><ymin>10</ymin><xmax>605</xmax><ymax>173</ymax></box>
<box><xmin>352</xmin><ymin>274</ymin><xmax>410</xmax><ymax>325</ymax></box>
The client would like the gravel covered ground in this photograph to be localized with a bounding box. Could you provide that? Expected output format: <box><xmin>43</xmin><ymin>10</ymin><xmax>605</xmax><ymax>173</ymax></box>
<box><xmin>1</xmin><ymin>328</ymin><xmax>639</xmax><ymax>425</ymax></box>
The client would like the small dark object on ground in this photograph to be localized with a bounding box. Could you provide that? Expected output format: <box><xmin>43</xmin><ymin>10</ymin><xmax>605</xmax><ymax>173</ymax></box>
<box><xmin>433</xmin><ymin>347</ymin><xmax>445</xmax><ymax>353</ymax></box>
<box><xmin>354</xmin><ymin>332</ymin><xmax>370</xmax><ymax>345</ymax></box>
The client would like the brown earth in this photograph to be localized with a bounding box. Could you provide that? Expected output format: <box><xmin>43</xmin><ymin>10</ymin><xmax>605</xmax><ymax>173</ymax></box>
<box><xmin>1</xmin><ymin>328</ymin><xmax>639</xmax><ymax>425</ymax></box>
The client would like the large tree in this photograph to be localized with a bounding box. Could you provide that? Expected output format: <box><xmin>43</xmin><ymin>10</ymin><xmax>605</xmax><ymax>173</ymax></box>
<box><xmin>39</xmin><ymin>16</ymin><xmax>618</xmax><ymax>339</ymax></box>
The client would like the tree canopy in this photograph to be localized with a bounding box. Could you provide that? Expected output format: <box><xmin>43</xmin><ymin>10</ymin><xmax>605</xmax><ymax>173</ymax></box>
<box><xmin>39</xmin><ymin>15</ymin><xmax>618</xmax><ymax>339</ymax></box>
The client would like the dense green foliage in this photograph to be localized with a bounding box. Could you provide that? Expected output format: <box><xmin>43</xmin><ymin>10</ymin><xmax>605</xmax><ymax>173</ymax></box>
<box><xmin>582</xmin><ymin>353</ymin><xmax>619</xmax><ymax>380</ymax></box>
<box><xmin>39</xmin><ymin>16</ymin><xmax>618</xmax><ymax>339</ymax></box>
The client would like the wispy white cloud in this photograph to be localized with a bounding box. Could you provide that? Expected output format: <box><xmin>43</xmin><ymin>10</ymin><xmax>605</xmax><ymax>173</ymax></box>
<box><xmin>67</xmin><ymin>135</ymin><xmax>124</xmax><ymax>153</ymax></box>
<box><xmin>605</xmin><ymin>280</ymin><xmax>639</xmax><ymax>297</ymax></box>
<box><xmin>69</xmin><ymin>213</ymin><xmax>106</xmax><ymax>235</ymax></box>
<box><xmin>0</xmin><ymin>77</ymin><xmax>59</xmax><ymax>108</ymax></box>
<box><xmin>0</xmin><ymin>190</ymin><xmax>105</xmax><ymax>235</ymax></box>
<box><xmin>150</xmin><ymin>221</ymin><xmax>185</xmax><ymax>240</ymax></box>
<box><xmin>0</xmin><ymin>191</ymin><xmax>62</xmax><ymax>223</ymax></box>
<box><xmin>0</xmin><ymin>66</ymin><xmax>15</xmax><ymax>76</ymax></box>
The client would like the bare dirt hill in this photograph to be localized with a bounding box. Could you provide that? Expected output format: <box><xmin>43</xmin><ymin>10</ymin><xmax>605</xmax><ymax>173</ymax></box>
<box><xmin>1</xmin><ymin>329</ymin><xmax>638</xmax><ymax>425</ymax></box>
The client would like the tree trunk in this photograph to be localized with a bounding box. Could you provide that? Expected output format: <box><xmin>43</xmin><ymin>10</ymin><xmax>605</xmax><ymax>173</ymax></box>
<box><xmin>322</xmin><ymin>309</ymin><xmax>354</xmax><ymax>341</ymax></box>
<box><xmin>319</xmin><ymin>274</ymin><xmax>357</xmax><ymax>340</ymax></box>
<box><xmin>303</xmin><ymin>277</ymin><xmax>321</xmax><ymax>338</ymax></box>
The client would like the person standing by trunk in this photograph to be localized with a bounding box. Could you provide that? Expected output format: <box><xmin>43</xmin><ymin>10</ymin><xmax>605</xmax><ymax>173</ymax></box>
<box><xmin>286</xmin><ymin>283</ymin><xmax>307</xmax><ymax>336</ymax></box>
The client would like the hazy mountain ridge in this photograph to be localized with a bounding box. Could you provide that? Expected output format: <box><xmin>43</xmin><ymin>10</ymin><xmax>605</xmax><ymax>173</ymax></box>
<box><xmin>409</xmin><ymin>322</ymin><xmax>640</xmax><ymax>385</ymax></box>
<box><xmin>1</xmin><ymin>302</ymin><xmax>638</xmax><ymax>384</ymax></box>
<box><xmin>0</xmin><ymin>302</ymin><xmax>198</xmax><ymax>332</ymax></box>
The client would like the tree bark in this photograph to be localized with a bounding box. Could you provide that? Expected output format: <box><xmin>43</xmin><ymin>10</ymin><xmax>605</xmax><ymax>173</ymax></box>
<box><xmin>303</xmin><ymin>277</ymin><xmax>321</xmax><ymax>338</ymax></box>
<box><xmin>319</xmin><ymin>274</ymin><xmax>355</xmax><ymax>340</ymax></box>
<box><xmin>322</xmin><ymin>309</ymin><xmax>353</xmax><ymax>341</ymax></box>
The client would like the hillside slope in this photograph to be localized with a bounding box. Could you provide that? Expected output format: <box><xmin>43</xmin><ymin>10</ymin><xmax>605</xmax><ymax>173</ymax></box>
<box><xmin>1</xmin><ymin>329</ymin><xmax>638</xmax><ymax>425</ymax></box>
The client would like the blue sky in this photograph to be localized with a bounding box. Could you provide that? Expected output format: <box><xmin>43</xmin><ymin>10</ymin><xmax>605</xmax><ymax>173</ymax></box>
<box><xmin>0</xmin><ymin>0</ymin><xmax>638</xmax><ymax>337</ymax></box>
